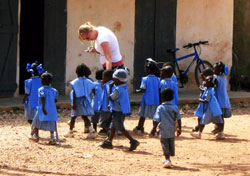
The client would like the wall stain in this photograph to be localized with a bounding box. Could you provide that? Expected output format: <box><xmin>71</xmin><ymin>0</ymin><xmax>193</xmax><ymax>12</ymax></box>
<box><xmin>113</xmin><ymin>21</ymin><xmax>122</xmax><ymax>32</ymax></box>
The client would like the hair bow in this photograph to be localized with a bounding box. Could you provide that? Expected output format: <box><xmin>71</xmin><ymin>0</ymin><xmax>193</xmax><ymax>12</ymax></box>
<box><xmin>224</xmin><ymin>65</ymin><xmax>229</xmax><ymax>76</ymax></box>
<box><xmin>36</xmin><ymin>64</ymin><xmax>44</xmax><ymax>74</ymax></box>
<box><xmin>26</xmin><ymin>63</ymin><xmax>34</xmax><ymax>74</ymax></box>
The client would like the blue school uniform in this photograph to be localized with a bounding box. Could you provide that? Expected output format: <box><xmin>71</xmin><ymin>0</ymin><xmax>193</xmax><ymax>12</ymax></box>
<box><xmin>153</xmin><ymin>101</ymin><xmax>181</xmax><ymax>156</ymax></box>
<box><xmin>214</xmin><ymin>75</ymin><xmax>232</xmax><ymax>118</ymax></box>
<box><xmin>32</xmin><ymin>86</ymin><xmax>58</xmax><ymax>131</ymax></box>
<box><xmin>98</xmin><ymin>80</ymin><xmax>113</xmax><ymax>127</ymax></box>
<box><xmin>98</xmin><ymin>80</ymin><xmax>113</xmax><ymax>112</ymax></box>
<box><xmin>24</xmin><ymin>76</ymin><xmax>42</xmax><ymax>121</ymax></box>
<box><xmin>138</xmin><ymin>75</ymin><xmax>160</xmax><ymax>118</ymax></box>
<box><xmin>160</xmin><ymin>78</ymin><xmax>178</xmax><ymax>106</ymax></box>
<box><xmin>197</xmin><ymin>88</ymin><xmax>223</xmax><ymax>125</ymax></box>
<box><xmin>153</xmin><ymin>101</ymin><xmax>181</xmax><ymax>138</ymax></box>
<box><xmin>70</xmin><ymin>77</ymin><xmax>95</xmax><ymax>116</ymax></box>
<box><xmin>171</xmin><ymin>74</ymin><xmax>178</xmax><ymax>86</ymax></box>
<box><xmin>110</xmin><ymin>84</ymin><xmax>131</xmax><ymax>115</ymax></box>
<box><xmin>194</xmin><ymin>85</ymin><xmax>206</xmax><ymax>118</ymax></box>
<box><xmin>91</xmin><ymin>80</ymin><xmax>102</xmax><ymax>123</ymax></box>
<box><xmin>109</xmin><ymin>83</ymin><xmax>131</xmax><ymax>130</ymax></box>
<box><xmin>91</xmin><ymin>80</ymin><xmax>102</xmax><ymax>111</ymax></box>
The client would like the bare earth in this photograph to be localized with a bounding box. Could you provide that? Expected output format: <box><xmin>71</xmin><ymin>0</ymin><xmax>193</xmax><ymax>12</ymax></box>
<box><xmin>0</xmin><ymin>103</ymin><xmax>250</xmax><ymax>176</ymax></box>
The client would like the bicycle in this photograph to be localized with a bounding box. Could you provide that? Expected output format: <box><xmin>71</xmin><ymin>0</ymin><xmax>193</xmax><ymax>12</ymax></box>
<box><xmin>166</xmin><ymin>41</ymin><xmax>213</xmax><ymax>88</ymax></box>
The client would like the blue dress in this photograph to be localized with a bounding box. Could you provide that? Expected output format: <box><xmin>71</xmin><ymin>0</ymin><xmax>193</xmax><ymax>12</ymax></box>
<box><xmin>138</xmin><ymin>75</ymin><xmax>160</xmax><ymax>118</ymax></box>
<box><xmin>196</xmin><ymin>88</ymin><xmax>223</xmax><ymax>125</ymax></box>
<box><xmin>110</xmin><ymin>84</ymin><xmax>131</xmax><ymax>115</ymax></box>
<box><xmin>160</xmin><ymin>78</ymin><xmax>178</xmax><ymax>106</ymax></box>
<box><xmin>171</xmin><ymin>74</ymin><xmax>178</xmax><ymax>87</ymax></box>
<box><xmin>98</xmin><ymin>80</ymin><xmax>113</xmax><ymax>112</ymax></box>
<box><xmin>24</xmin><ymin>76</ymin><xmax>42</xmax><ymax>121</ymax></box>
<box><xmin>153</xmin><ymin>101</ymin><xmax>181</xmax><ymax>138</ymax></box>
<box><xmin>32</xmin><ymin>86</ymin><xmax>58</xmax><ymax>131</ymax></box>
<box><xmin>91</xmin><ymin>80</ymin><xmax>102</xmax><ymax>112</ymax></box>
<box><xmin>214</xmin><ymin>76</ymin><xmax>232</xmax><ymax>118</ymax></box>
<box><xmin>194</xmin><ymin>85</ymin><xmax>206</xmax><ymax>118</ymax></box>
<box><xmin>70</xmin><ymin>77</ymin><xmax>95</xmax><ymax>117</ymax></box>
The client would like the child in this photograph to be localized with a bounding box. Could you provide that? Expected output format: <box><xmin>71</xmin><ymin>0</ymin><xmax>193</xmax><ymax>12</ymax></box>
<box><xmin>133</xmin><ymin>58</ymin><xmax>160</xmax><ymax>133</ymax></box>
<box><xmin>151</xmin><ymin>88</ymin><xmax>181</xmax><ymax>168</ymax></box>
<box><xmin>29</xmin><ymin>72</ymin><xmax>59</xmax><ymax>144</ymax></box>
<box><xmin>98</xmin><ymin>69</ymin><xmax>114</xmax><ymax>135</ymax></box>
<box><xmin>161</xmin><ymin>62</ymin><xmax>178</xmax><ymax>85</ymax></box>
<box><xmin>100</xmin><ymin>69</ymin><xmax>140</xmax><ymax>151</ymax></box>
<box><xmin>64</xmin><ymin>63</ymin><xmax>97</xmax><ymax>138</ymax></box>
<box><xmin>23</xmin><ymin>62</ymin><xmax>44</xmax><ymax>124</ymax></box>
<box><xmin>193</xmin><ymin>68</ymin><xmax>214</xmax><ymax>132</ymax></box>
<box><xmin>213</xmin><ymin>62</ymin><xmax>232</xmax><ymax>139</ymax></box>
<box><xmin>191</xmin><ymin>76</ymin><xmax>224</xmax><ymax>139</ymax></box>
<box><xmin>91</xmin><ymin>69</ymin><xmax>104</xmax><ymax>131</ymax></box>
<box><xmin>160</xmin><ymin>66</ymin><xmax>178</xmax><ymax>106</ymax></box>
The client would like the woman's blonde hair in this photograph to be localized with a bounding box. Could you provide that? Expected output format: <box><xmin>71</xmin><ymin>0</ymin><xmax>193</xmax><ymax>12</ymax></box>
<box><xmin>78</xmin><ymin>22</ymin><xmax>94</xmax><ymax>41</ymax></box>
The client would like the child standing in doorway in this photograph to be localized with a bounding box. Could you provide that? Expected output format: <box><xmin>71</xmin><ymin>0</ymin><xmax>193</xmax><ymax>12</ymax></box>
<box><xmin>213</xmin><ymin>61</ymin><xmax>232</xmax><ymax>139</ymax></box>
<box><xmin>151</xmin><ymin>88</ymin><xmax>181</xmax><ymax>168</ymax></box>
<box><xmin>100</xmin><ymin>69</ymin><xmax>140</xmax><ymax>151</ymax></box>
<box><xmin>29</xmin><ymin>72</ymin><xmax>59</xmax><ymax>144</ymax></box>
<box><xmin>23</xmin><ymin>61</ymin><xmax>44</xmax><ymax>124</ymax></box>
<box><xmin>133</xmin><ymin>58</ymin><xmax>160</xmax><ymax>133</ymax></box>
<box><xmin>64</xmin><ymin>63</ymin><xmax>97</xmax><ymax>138</ymax></box>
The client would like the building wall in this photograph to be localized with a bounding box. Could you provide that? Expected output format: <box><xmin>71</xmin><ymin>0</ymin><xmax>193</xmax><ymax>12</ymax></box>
<box><xmin>66</xmin><ymin>0</ymin><xmax>135</xmax><ymax>94</ymax></box>
<box><xmin>176</xmin><ymin>0</ymin><xmax>234</xmax><ymax>88</ymax></box>
<box><xmin>66</xmin><ymin>0</ymin><xmax>233</xmax><ymax>93</ymax></box>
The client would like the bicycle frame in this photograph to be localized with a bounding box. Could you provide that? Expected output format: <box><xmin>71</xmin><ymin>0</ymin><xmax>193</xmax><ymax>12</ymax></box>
<box><xmin>174</xmin><ymin>52</ymin><xmax>200</xmax><ymax>75</ymax></box>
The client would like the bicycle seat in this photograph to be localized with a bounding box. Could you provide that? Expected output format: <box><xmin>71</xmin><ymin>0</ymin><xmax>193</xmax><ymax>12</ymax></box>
<box><xmin>167</xmin><ymin>48</ymin><xmax>179</xmax><ymax>53</ymax></box>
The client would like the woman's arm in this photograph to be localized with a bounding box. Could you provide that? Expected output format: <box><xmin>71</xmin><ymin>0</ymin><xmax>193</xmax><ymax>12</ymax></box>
<box><xmin>101</xmin><ymin>42</ymin><xmax>112</xmax><ymax>69</ymax></box>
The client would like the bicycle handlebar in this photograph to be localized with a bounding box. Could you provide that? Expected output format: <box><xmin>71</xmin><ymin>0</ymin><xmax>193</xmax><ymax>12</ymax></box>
<box><xmin>183</xmin><ymin>41</ymin><xmax>209</xmax><ymax>49</ymax></box>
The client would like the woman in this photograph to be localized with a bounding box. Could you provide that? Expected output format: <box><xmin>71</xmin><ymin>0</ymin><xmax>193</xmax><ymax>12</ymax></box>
<box><xmin>79</xmin><ymin>22</ymin><xmax>124</xmax><ymax>70</ymax></box>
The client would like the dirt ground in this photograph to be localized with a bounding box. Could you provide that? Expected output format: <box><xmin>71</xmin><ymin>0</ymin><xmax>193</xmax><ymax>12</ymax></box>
<box><xmin>0</xmin><ymin>103</ymin><xmax>250</xmax><ymax>176</ymax></box>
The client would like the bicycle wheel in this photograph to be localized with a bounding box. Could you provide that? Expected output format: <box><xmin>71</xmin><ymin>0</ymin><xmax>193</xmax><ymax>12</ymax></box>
<box><xmin>195</xmin><ymin>60</ymin><xmax>213</xmax><ymax>86</ymax></box>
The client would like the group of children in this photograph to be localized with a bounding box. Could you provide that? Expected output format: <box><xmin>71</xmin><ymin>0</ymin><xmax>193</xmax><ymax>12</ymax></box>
<box><xmin>23</xmin><ymin>59</ymin><xmax>231</xmax><ymax>168</ymax></box>
<box><xmin>191</xmin><ymin>62</ymin><xmax>232</xmax><ymax>140</ymax></box>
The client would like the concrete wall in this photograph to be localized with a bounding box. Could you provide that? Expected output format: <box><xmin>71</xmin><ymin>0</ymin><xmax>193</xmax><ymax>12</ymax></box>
<box><xmin>176</xmin><ymin>0</ymin><xmax>234</xmax><ymax>88</ymax></box>
<box><xmin>66</xmin><ymin>0</ymin><xmax>135</xmax><ymax>94</ymax></box>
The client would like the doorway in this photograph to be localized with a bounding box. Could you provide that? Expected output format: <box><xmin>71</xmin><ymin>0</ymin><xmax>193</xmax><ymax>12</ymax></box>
<box><xmin>19</xmin><ymin>0</ymin><xmax>44</xmax><ymax>94</ymax></box>
<box><xmin>133</xmin><ymin>0</ymin><xmax>177</xmax><ymax>89</ymax></box>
